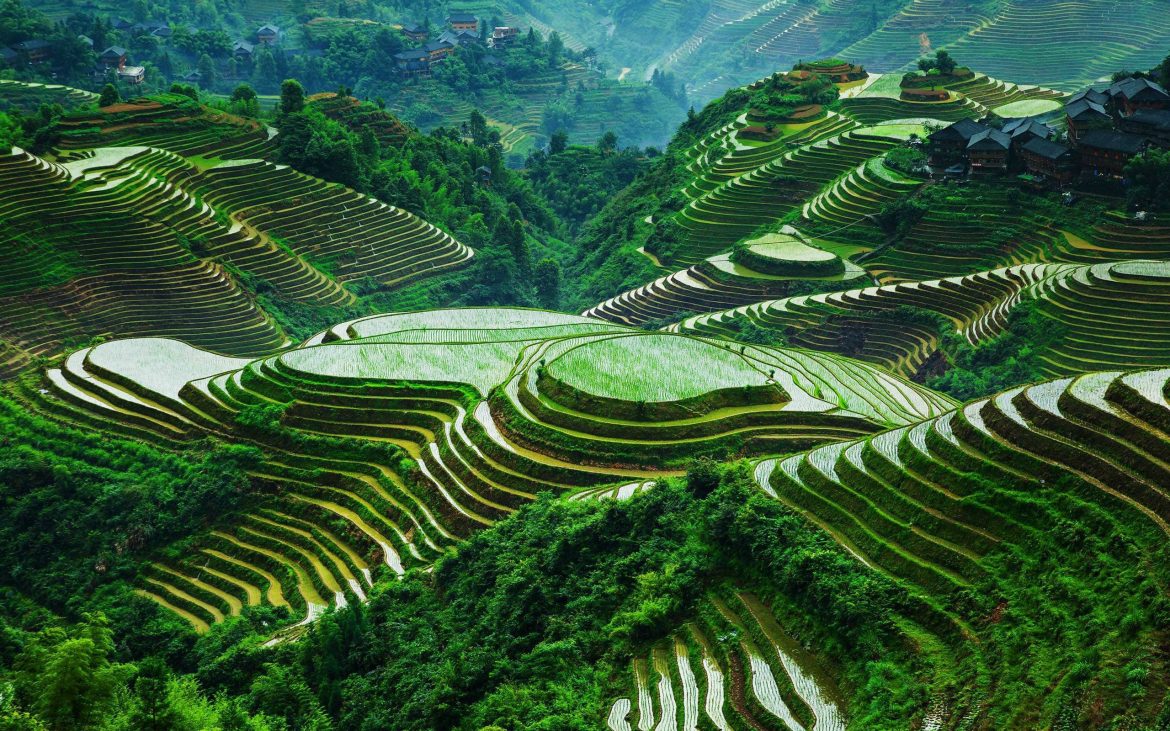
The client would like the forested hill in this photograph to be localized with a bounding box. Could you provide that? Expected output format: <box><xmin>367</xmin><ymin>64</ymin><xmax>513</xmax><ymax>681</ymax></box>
<box><xmin>0</xmin><ymin>0</ymin><xmax>689</xmax><ymax>161</ymax></box>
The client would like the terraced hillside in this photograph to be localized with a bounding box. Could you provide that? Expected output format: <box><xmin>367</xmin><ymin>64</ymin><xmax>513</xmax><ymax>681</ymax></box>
<box><xmin>307</xmin><ymin>93</ymin><xmax>411</xmax><ymax>149</ymax></box>
<box><xmin>625</xmin><ymin>0</ymin><xmax>1170</xmax><ymax>97</ymax></box>
<box><xmin>609</xmin><ymin>591</ymin><xmax>847</xmax><ymax>731</ymax></box>
<box><xmin>57</xmin><ymin>301</ymin><xmax>1168</xmax><ymax>727</ymax></box>
<box><xmin>52</xmin><ymin>93</ymin><xmax>277</xmax><ymax>161</ymax></box>
<box><xmin>586</xmin><ymin>228</ymin><xmax>867</xmax><ymax>326</ymax></box>
<box><xmin>25</xmin><ymin>308</ymin><xmax>953</xmax><ymax>631</ymax></box>
<box><xmin>594</xmin><ymin>362</ymin><xmax>1170</xmax><ymax>729</ymax></box>
<box><xmin>0</xmin><ymin>145</ymin><xmax>472</xmax><ymax>374</ymax></box>
<box><xmin>674</xmin><ymin>260</ymin><xmax>1170</xmax><ymax>379</ymax></box>
<box><xmin>586</xmin><ymin>66</ymin><xmax>1078</xmax><ymax>323</ymax></box>
<box><xmin>752</xmin><ymin>365</ymin><xmax>1170</xmax><ymax>726</ymax></box>
<box><xmin>0</xmin><ymin>79</ymin><xmax>97</xmax><ymax>113</ymax></box>
<box><xmin>385</xmin><ymin>62</ymin><xmax>686</xmax><ymax>157</ymax></box>
<box><xmin>640</xmin><ymin>70</ymin><xmax>1068</xmax><ymax>270</ymax></box>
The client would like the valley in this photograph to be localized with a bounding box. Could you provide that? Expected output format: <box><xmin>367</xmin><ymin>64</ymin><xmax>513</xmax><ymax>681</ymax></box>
<box><xmin>2</xmin><ymin>1</ymin><xmax>1170</xmax><ymax>729</ymax></box>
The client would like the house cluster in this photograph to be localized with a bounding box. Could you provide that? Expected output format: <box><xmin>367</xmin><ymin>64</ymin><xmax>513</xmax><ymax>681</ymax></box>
<box><xmin>0</xmin><ymin>39</ymin><xmax>55</xmax><ymax>67</ymax></box>
<box><xmin>97</xmin><ymin>45</ymin><xmax>145</xmax><ymax>85</ymax></box>
<box><xmin>228</xmin><ymin>25</ymin><xmax>282</xmax><ymax>64</ymax></box>
<box><xmin>0</xmin><ymin>32</ymin><xmax>146</xmax><ymax>85</ymax></box>
<box><xmin>0</xmin><ymin>20</ymin><xmax>285</xmax><ymax>87</ymax></box>
<box><xmin>393</xmin><ymin>13</ymin><xmax>521</xmax><ymax>76</ymax></box>
<box><xmin>928</xmin><ymin>76</ymin><xmax>1170</xmax><ymax>187</ymax></box>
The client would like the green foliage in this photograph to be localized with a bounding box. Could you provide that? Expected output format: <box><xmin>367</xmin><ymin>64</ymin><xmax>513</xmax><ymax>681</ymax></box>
<box><xmin>97</xmin><ymin>84</ymin><xmax>119</xmax><ymax>108</ymax></box>
<box><xmin>533</xmin><ymin>258</ymin><xmax>562</xmax><ymax>309</ymax></box>
<box><xmin>280</xmin><ymin>78</ymin><xmax>306</xmax><ymax>117</ymax></box>
<box><xmin>884</xmin><ymin>145</ymin><xmax>928</xmax><ymax>176</ymax></box>
<box><xmin>525</xmin><ymin>143</ymin><xmax>648</xmax><ymax>229</ymax></box>
<box><xmin>11</xmin><ymin>614</ymin><xmax>126</xmax><ymax>729</ymax></box>
<box><xmin>1125</xmin><ymin>148</ymin><xmax>1170</xmax><ymax>212</ymax></box>
<box><xmin>282</xmin><ymin>470</ymin><xmax>914</xmax><ymax>729</ymax></box>
<box><xmin>0</xmin><ymin>392</ymin><xmax>262</xmax><ymax>640</ymax></box>
<box><xmin>875</xmin><ymin>193</ymin><xmax>928</xmax><ymax>237</ymax></box>
<box><xmin>3</xmin><ymin>614</ymin><xmax>277</xmax><ymax>730</ymax></box>
<box><xmin>927</xmin><ymin>300</ymin><xmax>1067</xmax><ymax>399</ymax></box>
<box><xmin>917</xmin><ymin>49</ymin><xmax>959</xmax><ymax>75</ymax></box>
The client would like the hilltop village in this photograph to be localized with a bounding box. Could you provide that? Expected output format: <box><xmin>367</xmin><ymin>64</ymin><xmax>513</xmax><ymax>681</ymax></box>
<box><xmin>928</xmin><ymin>75</ymin><xmax>1169</xmax><ymax>188</ymax></box>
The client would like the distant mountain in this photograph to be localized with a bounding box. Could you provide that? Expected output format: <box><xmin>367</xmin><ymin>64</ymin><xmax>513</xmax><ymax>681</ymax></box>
<box><xmin>505</xmin><ymin>0</ymin><xmax>1170</xmax><ymax>100</ymax></box>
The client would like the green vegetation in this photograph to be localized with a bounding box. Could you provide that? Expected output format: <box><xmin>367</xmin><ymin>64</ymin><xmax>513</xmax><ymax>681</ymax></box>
<box><xmin>730</xmin><ymin>233</ymin><xmax>845</xmax><ymax>277</ymax></box>
<box><xmin>1125</xmin><ymin>148</ymin><xmax>1170</xmax><ymax>212</ymax></box>
<box><xmin>8</xmin><ymin>14</ymin><xmax>1170</xmax><ymax>729</ymax></box>
<box><xmin>523</xmin><ymin>135</ymin><xmax>649</xmax><ymax>229</ymax></box>
<box><xmin>925</xmin><ymin>301</ymin><xmax>1066</xmax><ymax>400</ymax></box>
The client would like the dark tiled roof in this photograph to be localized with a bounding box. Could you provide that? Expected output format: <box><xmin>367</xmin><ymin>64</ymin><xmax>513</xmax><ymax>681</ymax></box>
<box><xmin>1127</xmin><ymin>109</ymin><xmax>1170</xmax><ymax>132</ymax></box>
<box><xmin>1109</xmin><ymin>77</ymin><xmax>1170</xmax><ymax>102</ymax></box>
<box><xmin>1065</xmin><ymin>98</ymin><xmax>1110</xmax><ymax>121</ymax></box>
<box><xmin>437</xmin><ymin>29</ymin><xmax>479</xmax><ymax>45</ymax></box>
<box><xmin>1002</xmin><ymin>118</ymin><xmax>1052</xmax><ymax>139</ymax></box>
<box><xmin>101</xmin><ymin>45</ymin><xmax>127</xmax><ymax>57</ymax></box>
<box><xmin>257</xmin><ymin>24</ymin><xmax>280</xmax><ymax>34</ymax></box>
<box><xmin>447</xmin><ymin>12</ymin><xmax>478</xmax><ymax>23</ymax></box>
<box><xmin>0</xmin><ymin>47</ymin><xmax>17</xmax><ymax>60</ymax></box>
<box><xmin>423</xmin><ymin>40</ymin><xmax>454</xmax><ymax>52</ymax></box>
<box><xmin>1079</xmin><ymin>129</ymin><xmax>1148</xmax><ymax>154</ymax></box>
<box><xmin>395</xmin><ymin>49</ymin><xmax>428</xmax><ymax>61</ymax></box>
<box><xmin>967</xmin><ymin>128</ymin><xmax>1011</xmax><ymax>151</ymax></box>
<box><xmin>14</xmin><ymin>39</ymin><xmax>52</xmax><ymax>51</ymax></box>
<box><xmin>402</xmin><ymin>23</ymin><xmax>426</xmax><ymax>33</ymax></box>
<box><xmin>1068</xmin><ymin>88</ymin><xmax>1108</xmax><ymax>106</ymax></box>
<box><xmin>929</xmin><ymin>118</ymin><xmax>987</xmax><ymax>142</ymax></box>
<box><xmin>1022</xmin><ymin>137</ymin><xmax>1073</xmax><ymax>160</ymax></box>
<box><xmin>233</xmin><ymin>40</ymin><xmax>255</xmax><ymax>53</ymax></box>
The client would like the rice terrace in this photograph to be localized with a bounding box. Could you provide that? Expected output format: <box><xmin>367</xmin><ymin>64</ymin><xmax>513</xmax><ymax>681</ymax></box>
<box><xmin>2</xmin><ymin>0</ymin><xmax>1170</xmax><ymax>729</ymax></box>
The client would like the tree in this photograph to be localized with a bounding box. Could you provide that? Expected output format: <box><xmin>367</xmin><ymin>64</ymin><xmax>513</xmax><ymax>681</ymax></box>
<box><xmin>917</xmin><ymin>49</ymin><xmax>956</xmax><ymax>75</ymax></box>
<box><xmin>686</xmin><ymin>457</ymin><xmax>722</xmax><ymax>497</ymax></box>
<box><xmin>17</xmin><ymin>616</ymin><xmax>122</xmax><ymax>731</ymax></box>
<box><xmin>510</xmin><ymin>219</ymin><xmax>531</xmax><ymax>278</ymax></box>
<box><xmin>547</xmin><ymin>31</ymin><xmax>564</xmax><ymax>64</ymax></box>
<box><xmin>169</xmin><ymin>83</ymin><xmax>198</xmax><ymax>100</ymax></box>
<box><xmin>253</xmin><ymin>46</ymin><xmax>279</xmax><ymax>90</ymax></box>
<box><xmin>1125</xmin><ymin>148</ymin><xmax>1170</xmax><ymax>211</ymax></box>
<box><xmin>230</xmin><ymin>83</ymin><xmax>257</xmax><ymax>103</ymax></box>
<box><xmin>249</xmin><ymin>664</ymin><xmax>329</xmax><ymax>729</ymax></box>
<box><xmin>549</xmin><ymin>130</ymin><xmax>568</xmax><ymax>155</ymax></box>
<box><xmin>597</xmin><ymin>130</ymin><xmax>618</xmax><ymax>155</ymax></box>
<box><xmin>98</xmin><ymin>83</ymin><xmax>119</xmax><ymax>107</ymax></box>
<box><xmin>127</xmin><ymin>658</ymin><xmax>179</xmax><ymax>731</ymax></box>
<box><xmin>534</xmin><ymin>258</ymin><xmax>561</xmax><ymax>308</ymax></box>
<box><xmin>934</xmin><ymin>48</ymin><xmax>957</xmax><ymax>75</ymax></box>
<box><xmin>277</xmin><ymin>110</ymin><xmax>365</xmax><ymax>189</ymax></box>
<box><xmin>197</xmin><ymin>52</ymin><xmax>217</xmax><ymax>90</ymax></box>
<box><xmin>1158</xmin><ymin>52</ymin><xmax>1170</xmax><ymax>89</ymax></box>
<box><xmin>230</xmin><ymin>83</ymin><xmax>260</xmax><ymax>117</ymax></box>
<box><xmin>468</xmin><ymin>110</ymin><xmax>489</xmax><ymax>147</ymax></box>
<box><xmin>280</xmin><ymin>78</ymin><xmax>306</xmax><ymax>116</ymax></box>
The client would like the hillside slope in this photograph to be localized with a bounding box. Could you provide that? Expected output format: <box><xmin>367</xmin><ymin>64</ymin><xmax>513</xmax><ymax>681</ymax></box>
<box><xmin>0</xmin><ymin>141</ymin><xmax>471</xmax><ymax>373</ymax></box>
<box><xmin>16</xmin><ymin>307</ymin><xmax>953</xmax><ymax>632</ymax></box>
<box><xmin>8</xmin><ymin>307</ymin><xmax>1170</xmax><ymax>728</ymax></box>
<box><xmin>594</xmin><ymin>0</ymin><xmax>1170</xmax><ymax>100</ymax></box>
